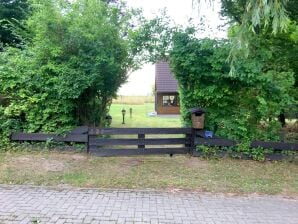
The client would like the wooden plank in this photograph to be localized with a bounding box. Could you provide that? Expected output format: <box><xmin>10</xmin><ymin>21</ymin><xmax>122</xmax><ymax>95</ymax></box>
<box><xmin>89</xmin><ymin>138</ymin><xmax>188</xmax><ymax>146</ymax></box>
<box><xmin>89</xmin><ymin>147</ymin><xmax>190</xmax><ymax>156</ymax></box>
<box><xmin>86</xmin><ymin>134</ymin><xmax>90</xmax><ymax>153</ymax></box>
<box><xmin>88</xmin><ymin>128</ymin><xmax>192</xmax><ymax>135</ymax></box>
<box><xmin>195</xmin><ymin>138</ymin><xmax>297</xmax><ymax>151</ymax></box>
<box><xmin>70</xmin><ymin>126</ymin><xmax>89</xmax><ymax>134</ymax></box>
<box><xmin>251</xmin><ymin>141</ymin><xmax>298</xmax><ymax>151</ymax></box>
<box><xmin>195</xmin><ymin>138</ymin><xmax>237</xmax><ymax>147</ymax></box>
<box><xmin>11</xmin><ymin>133</ymin><xmax>88</xmax><ymax>143</ymax></box>
<box><xmin>195</xmin><ymin>130</ymin><xmax>228</xmax><ymax>140</ymax></box>
<box><xmin>193</xmin><ymin>150</ymin><xmax>289</xmax><ymax>161</ymax></box>
<box><xmin>185</xmin><ymin>130</ymin><xmax>195</xmax><ymax>148</ymax></box>
<box><xmin>138</xmin><ymin>134</ymin><xmax>145</xmax><ymax>149</ymax></box>
<box><xmin>190</xmin><ymin>129</ymin><xmax>196</xmax><ymax>149</ymax></box>
<box><xmin>265</xmin><ymin>153</ymin><xmax>285</xmax><ymax>161</ymax></box>
<box><xmin>195</xmin><ymin>130</ymin><xmax>206</xmax><ymax>138</ymax></box>
<box><xmin>144</xmin><ymin>138</ymin><xmax>188</xmax><ymax>145</ymax></box>
<box><xmin>90</xmin><ymin>148</ymin><xmax>143</xmax><ymax>156</ymax></box>
<box><xmin>89</xmin><ymin>138</ymin><xmax>140</xmax><ymax>146</ymax></box>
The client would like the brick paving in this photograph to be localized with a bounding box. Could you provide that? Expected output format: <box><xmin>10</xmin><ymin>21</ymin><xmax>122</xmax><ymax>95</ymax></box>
<box><xmin>0</xmin><ymin>185</ymin><xmax>297</xmax><ymax>224</ymax></box>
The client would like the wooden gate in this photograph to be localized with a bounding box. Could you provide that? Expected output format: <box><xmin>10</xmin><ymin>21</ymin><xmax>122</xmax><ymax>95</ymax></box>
<box><xmin>88</xmin><ymin>128</ymin><xmax>194</xmax><ymax>156</ymax></box>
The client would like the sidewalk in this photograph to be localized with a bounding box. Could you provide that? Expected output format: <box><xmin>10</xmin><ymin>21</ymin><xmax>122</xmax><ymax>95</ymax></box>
<box><xmin>0</xmin><ymin>185</ymin><xmax>297</xmax><ymax>224</ymax></box>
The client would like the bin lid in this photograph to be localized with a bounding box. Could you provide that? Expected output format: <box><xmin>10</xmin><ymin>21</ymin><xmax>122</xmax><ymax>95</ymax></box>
<box><xmin>105</xmin><ymin>115</ymin><xmax>112</xmax><ymax>119</ymax></box>
<box><xmin>189</xmin><ymin>108</ymin><xmax>205</xmax><ymax>114</ymax></box>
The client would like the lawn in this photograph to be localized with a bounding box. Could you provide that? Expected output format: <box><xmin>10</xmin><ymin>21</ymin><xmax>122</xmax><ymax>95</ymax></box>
<box><xmin>109</xmin><ymin>103</ymin><xmax>182</xmax><ymax>128</ymax></box>
<box><xmin>0</xmin><ymin>151</ymin><xmax>297</xmax><ymax>195</ymax></box>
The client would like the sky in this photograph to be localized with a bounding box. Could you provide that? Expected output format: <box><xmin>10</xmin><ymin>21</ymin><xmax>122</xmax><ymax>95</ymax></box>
<box><xmin>118</xmin><ymin>0</ymin><xmax>227</xmax><ymax>96</ymax></box>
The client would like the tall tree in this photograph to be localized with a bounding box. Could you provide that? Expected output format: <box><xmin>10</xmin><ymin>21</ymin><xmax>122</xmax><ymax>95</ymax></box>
<box><xmin>195</xmin><ymin>0</ymin><xmax>290</xmax><ymax>34</ymax></box>
<box><xmin>194</xmin><ymin>0</ymin><xmax>293</xmax><ymax>69</ymax></box>
<box><xmin>221</xmin><ymin>0</ymin><xmax>298</xmax><ymax>123</ymax></box>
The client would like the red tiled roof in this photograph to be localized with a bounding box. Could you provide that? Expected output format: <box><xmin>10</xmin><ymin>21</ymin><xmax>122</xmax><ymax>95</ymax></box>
<box><xmin>155</xmin><ymin>61</ymin><xmax>178</xmax><ymax>93</ymax></box>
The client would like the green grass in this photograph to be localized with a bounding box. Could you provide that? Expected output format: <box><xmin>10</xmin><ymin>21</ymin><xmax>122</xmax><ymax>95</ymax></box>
<box><xmin>109</xmin><ymin>103</ymin><xmax>182</xmax><ymax>128</ymax></box>
<box><xmin>0</xmin><ymin>151</ymin><xmax>297</xmax><ymax>195</ymax></box>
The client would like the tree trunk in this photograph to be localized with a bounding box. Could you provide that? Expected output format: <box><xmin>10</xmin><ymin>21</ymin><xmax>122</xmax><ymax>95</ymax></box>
<box><xmin>278</xmin><ymin>112</ymin><xmax>286</xmax><ymax>127</ymax></box>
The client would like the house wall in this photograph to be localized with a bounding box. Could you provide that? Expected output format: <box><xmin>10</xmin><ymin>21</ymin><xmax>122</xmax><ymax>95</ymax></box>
<box><xmin>156</xmin><ymin>92</ymin><xmax>180</xmax><ymax>114</ymax></box>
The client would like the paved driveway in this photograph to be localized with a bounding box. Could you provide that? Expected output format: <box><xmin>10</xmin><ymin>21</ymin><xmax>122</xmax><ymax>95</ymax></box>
<box><xmin>0</xmin><ymin>185</ymin><xmax>297</xmax><ymax>224</ymax></box>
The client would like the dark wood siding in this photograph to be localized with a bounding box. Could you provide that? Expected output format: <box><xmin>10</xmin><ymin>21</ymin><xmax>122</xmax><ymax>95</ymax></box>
<box><xmin>156</xmin><ymin>92</ymin><xmax>180</xmax><ymax>114</ymax></box>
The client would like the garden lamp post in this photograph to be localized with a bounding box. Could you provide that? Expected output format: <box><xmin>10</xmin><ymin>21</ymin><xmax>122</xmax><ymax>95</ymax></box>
<box><xmin>122</xmin><ymin>109</ymin><xmax>126</xmax><ymax>124</ymax></box>
<box><xmin>129</xmin><ymin>108</ymin><xmax>132</xmax><ymax>118</ymax></box>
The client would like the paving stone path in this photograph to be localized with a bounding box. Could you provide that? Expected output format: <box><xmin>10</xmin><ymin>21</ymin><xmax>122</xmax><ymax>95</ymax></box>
<box><xmin>0</xmin><ymin>185</ymin><xmax>297</xmax><ymax>224</ymax></box>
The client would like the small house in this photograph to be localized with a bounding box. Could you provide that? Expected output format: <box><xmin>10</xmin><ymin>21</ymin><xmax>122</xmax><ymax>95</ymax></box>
<box><xmin>155</xmin><ymin>61</ymin><xmax>180</xmax><ymax>114</ymax></box>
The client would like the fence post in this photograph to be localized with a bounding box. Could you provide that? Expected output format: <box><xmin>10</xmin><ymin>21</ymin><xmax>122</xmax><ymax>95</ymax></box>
<box><xmin>191</xmin><ymin>128</ymin><xmax>196</xmax><ymax>154</ymax></box>
<box><xmin>185</xmin><ymin>129</ymin><xmax>196</xmax><ymax>155</ymax></box>
<box><xmin>86</xmin><ymin>131</ymin><xmax>90</xmax><ymax>153</ymax></box>
<box><xmin>138</xmin><ymin>134</ymin><xmax>145</xmax><ymax>150</ymax></box>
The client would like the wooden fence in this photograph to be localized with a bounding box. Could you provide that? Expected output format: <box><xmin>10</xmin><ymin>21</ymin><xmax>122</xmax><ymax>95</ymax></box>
<box><xmin>88</xmin><ymin>127</ymin><xmax>194</xmax><ymax>156</ymax></box>
<box><xmin>10</xmin><ymin>127</ymin><xmax>298</xmax><ymax>158</ymax></box>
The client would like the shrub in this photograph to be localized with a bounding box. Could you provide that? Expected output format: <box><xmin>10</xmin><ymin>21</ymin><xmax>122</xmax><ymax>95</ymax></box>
<box><xmin>170</xmin><ymin>29</ymin><xmax>294</xmax><ymax>141</ymax></box>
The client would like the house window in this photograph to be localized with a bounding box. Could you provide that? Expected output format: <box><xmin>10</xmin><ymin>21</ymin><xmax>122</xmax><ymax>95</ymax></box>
<box><xmin>162</xmin><ymin>95</ymin><xmax>179</xmax><ymax>106</ymax></box>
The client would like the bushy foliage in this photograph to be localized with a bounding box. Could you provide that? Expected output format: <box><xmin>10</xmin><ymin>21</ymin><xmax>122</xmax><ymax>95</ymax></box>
<box><xmin>170</xmin><ymin>28</ymin><xmax>295</xmax><ymax>140</ymax></box>
<box><xmin>222</xmin><ymin>0</ymin><xmax>298</xmax><ymax>86</ymax></box>
<box><xmin>0</xmin><ymin>0</ymin><xmax>148</xmax><ymax>147</ymax></box>
<box><xmin>0</xmin><ymin>0</ymin><xmax>31</xmax><ymax>49</ymax></box>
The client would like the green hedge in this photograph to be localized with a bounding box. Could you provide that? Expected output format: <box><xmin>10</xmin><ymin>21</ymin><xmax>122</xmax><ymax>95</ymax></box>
<box><xmin>169</xmin><ymin>29</ymin><xmax>295</xmax><ymax>140</ymax></box>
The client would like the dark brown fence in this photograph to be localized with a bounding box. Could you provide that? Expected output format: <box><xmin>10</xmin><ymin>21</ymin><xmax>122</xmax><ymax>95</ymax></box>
<box><xmin>88</xmin><ymin>128</ymin><xmax>194</xmax><ymax>156</ymax></box>
<box><xmin>10</xmin><ymin>126</ymin><xmax>298</xmax><ymax>158</ymax></box>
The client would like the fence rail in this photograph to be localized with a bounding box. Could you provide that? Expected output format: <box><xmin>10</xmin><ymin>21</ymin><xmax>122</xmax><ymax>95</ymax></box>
<box><xmin>90</xmin><ymin>148</ymin><xmax>191</xmax><ymax>157</ymax></box>
<box><xmin>251</xmin><ymin>140</ymin><xmax>298</xmax><ymax>151</ymax></box>
<box><xmin>11</xmin><ymin>133</ymin><xmax>88</xmax><ymax>143</ymax></box>
<box><xmin>88</xmin><ymin>127</ymin><xmax>193</xmax><ymax>135</ymax></box>
<box><xmin>195</xmin><ymin>138</ymin><xmax>298</xmax><ymax>151</ymax></box>
<box><xmin>89</xmin><ymin>138</ymin><xmax>189</xmax><ymax>146</ymax></box>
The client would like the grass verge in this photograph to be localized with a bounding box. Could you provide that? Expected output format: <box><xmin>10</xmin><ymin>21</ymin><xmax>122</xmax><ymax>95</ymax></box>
<box><xmin>0</xmin><ymin>151</ymin><xmax>297</xmax><ymax>195</ymax></box>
